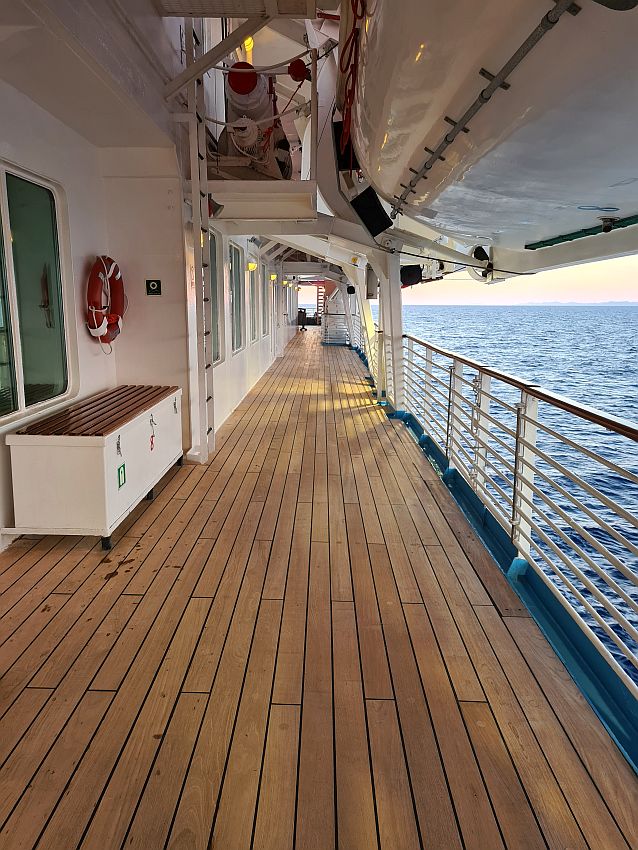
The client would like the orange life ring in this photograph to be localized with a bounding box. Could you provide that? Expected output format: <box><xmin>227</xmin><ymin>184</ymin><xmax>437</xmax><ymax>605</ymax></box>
<box><xmin>86</xmin><ymin>256</ymin><xmax>126</xmax><ymax>345</ymax></box>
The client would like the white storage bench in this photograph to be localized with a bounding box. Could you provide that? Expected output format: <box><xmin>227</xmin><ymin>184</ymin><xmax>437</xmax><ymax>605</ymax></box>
<box><xmin>5</xmin><ymin>385</ymin><xmax>183</xmax><ymax>549</ymax></box>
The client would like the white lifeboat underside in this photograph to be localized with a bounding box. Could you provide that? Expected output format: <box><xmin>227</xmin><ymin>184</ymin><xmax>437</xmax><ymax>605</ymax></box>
<box><xmin>352</xmin><ymin>0</ymin><xmax>638</xmax><ymax>251</ymax></box>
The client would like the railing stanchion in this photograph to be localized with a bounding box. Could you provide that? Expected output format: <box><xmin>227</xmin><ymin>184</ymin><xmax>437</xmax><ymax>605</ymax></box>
<box><xmin>473</xmin><ymin>371</ymin><xmax>492</xmax><ymax>495</ymax></box>
<box><xmin>446</xmin><ymin>358</ymin><xmax>463</xmax><ymax>467</ymax></box>
<box><xmin>511</xmin><ymin>390</ymin><xmax>539</xmax><ymax>556</ymax></box>
<box><xmin>376</xmin><ymin>329</ymin><xmax>386</xmax><ymax>400</ymax></box>
<box><xmin>424</xmin><ymin>346</ymin><xmax>433</xmax><ymax>429</ymax></box>
<box><xmin>406</xmin><ymin>337</ymin><xmax>414</xmax><ymax>411</ymax></box>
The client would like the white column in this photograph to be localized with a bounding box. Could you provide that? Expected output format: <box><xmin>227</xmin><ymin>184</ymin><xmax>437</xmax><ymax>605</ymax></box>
<box><xmin>423</xmin><ymin>345</ymin><xmax>434</xmax><ymax>429</ymax></box>
<box><xmin>446</xmin><ymin>359</ymin><xmax>464</xmax><ymax>471</ymax></box>
<box><xmin>512</xmin><ymin>391</ymin><xmax>539</xmax><ymax>557</ymax></box>
<box><xmin>344</xmin><ymin>264</ymin><xmax>375</xmax><ymax>362</ymax></box>
<box><xmin>473</xmin><ymin>371</ymin><xmax>492</xmax><ymax>496</ymax></box>
<box><xmin>370</xmin><ymin>245</ymin><xmax>404</xmax><ymax>410</ymax></box>
<box><xmin>337</xmin><ymin>278</ymin><xmax>355</xmax><ymax>345</ymax></box>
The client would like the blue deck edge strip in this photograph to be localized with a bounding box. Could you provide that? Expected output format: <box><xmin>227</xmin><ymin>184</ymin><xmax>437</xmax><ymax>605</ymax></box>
<box><xmin>388</xmin><ymin>407</ymin><xmax>638</xmax><ymax>774</ymax></box>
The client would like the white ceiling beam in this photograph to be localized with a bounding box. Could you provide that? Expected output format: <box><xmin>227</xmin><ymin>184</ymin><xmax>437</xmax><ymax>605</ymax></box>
<box><xmin>282</xmin><ymin>262</ymin><xmax>330</xmax><ymax>274</ymax></box>
<box><xmin>212</xmin><ymin>218</ymin><xmax>332</xmax><ymax>237</ymax></box>
<box><xmin>165</xmin><ymin>17</ymin><xmax>272</xmax><ymax>100</ymax></box>
<box><xmin>266</xmin><ymin>19</ymin><xmax>308</xmax><ymax>46</ymax></box>
<box><xmin>265</xmin><ymin>244</ymin><xmax>290</xmax><ymax>261</ymax></box>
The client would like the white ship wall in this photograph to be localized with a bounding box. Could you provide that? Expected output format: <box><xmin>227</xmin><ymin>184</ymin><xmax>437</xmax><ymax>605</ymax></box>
<box><xmin>99</xmin><ymin>147</ymin><xmax>191</xmax><ymax>447</ymax></box>
<box><xmin>0</xmin><ymin>81</ymin><xmax>115</xmax><ymax>535</ymax></box>
<box><xmin>0</xmin><ymin>5</ymin><xmax>298</xmax><ymax>544</ymax></box>
<box><xmin>210</xmin><ymin>238</ymin><xmax>297</xmax><ymax>430</ymax></box>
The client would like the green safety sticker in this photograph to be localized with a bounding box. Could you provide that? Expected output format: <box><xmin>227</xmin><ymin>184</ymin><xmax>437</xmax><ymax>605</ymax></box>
<box><xmin>117</xmin><ymin>463</ymin><xmax>126</xmax><ymax>489</ymax></box>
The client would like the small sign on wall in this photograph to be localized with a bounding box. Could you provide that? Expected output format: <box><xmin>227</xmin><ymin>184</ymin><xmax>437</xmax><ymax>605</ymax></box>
<box><xmin>117</xmin><ymin>463</ymin><xmax>126</xmax><ymax>489</ymax></box>
<box><xmin>146</xmin><ymin>279</ymin><xmax>162</xmax><ymax>296</ymax></box>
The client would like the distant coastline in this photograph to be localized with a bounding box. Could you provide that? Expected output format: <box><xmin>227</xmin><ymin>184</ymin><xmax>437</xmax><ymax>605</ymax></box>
<box><xmin>521</xmin><ymin>301</ymin><xmax>638</xmax><ymax>307</ymax></box>
<box><xmin>398</xmin><ymin>301</ymin><xmax>638</xmax><ymax>308</ymax></box>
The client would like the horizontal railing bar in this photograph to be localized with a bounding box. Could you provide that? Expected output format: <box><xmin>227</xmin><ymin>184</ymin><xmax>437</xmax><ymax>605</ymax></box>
<box><xmin>517</xmin><ymin>489</ymin><xmax>638</xmax><ymax>606</ymax></box>
<box><xmin>474</xmin><ymin>467</ymin><xmax>514</xmax><ymax>510</ymax></box>
<box><xmin>518</xmin><ymin>437</ymin><xmax>638</xmax><ymax>529</ymax></box>
<box><xmin>407</xmin><ymin>379</ymin><xmax>449</xmax><ymax>416</ymax></box>
<box><xmin>449</xmin><ymin>432</ymin><xmax>478</xmax><ymax>472</ymax></box>
<box><xmin>476</xmin><ymin>386</ymin><xmax>520</xmax><ymax>415</ymax></box>
<box><xmin>405</xmin><ymin>345</ymin><xmax>449</xmax><ymax>373</ymax></box>
<box><xmin>406</xmin><ymin>362</ymin><xmax>449</xmax><ymax>401</ymax></box>
<box><xmin>523</xmin><ymin>414</ymin><xmax>638</xmax><ymax>486</ymax></box>
<box><xmin>473</xmin><ymin>473</ymin><xmax>513</xmax><ymax>526</ymax></box>
<box><xmin>472</xmin><ymin>432</ymin><xmax>517</xmax><ymax>477</ymax></box>
<box><xmin>521</xmin><ymin>482</ymin><xmax>638</xmax><ymax>584</ymax></box>
<box><xmin>449</xmin><ymin>387</ymin><xmax>518</xmax><ymax>439</ymax></box>
<box><xmin>522</xmin><ymin>537</ymin><xmax>638</xmax><ymax>699</ymax></box>
<box><xmin>517</xmin><ymin>455</ymin><xmax>638</xmax><ymax>564</ymax></box>
<box><xmin>406</xmin><ymin>360</ymin><xmax>450</xmax><ymax>391</ymax></box>
<box><xmin>404</xmin><ymin>400</ymin><xmax>446</xmax><ymax>446</ymax></box>
<box><xmin>404</xmin><ymin>333</ymin><xmax>638</xmax><ymax>440</ymax></box>
<box><xmin>520</xmin><ymin>473</ymin><xmax>638</xmax><ymax>582</ymax></box>
<box><xmin>405</xmin><ymin>402</ymin><xmax>448</xmax><ymax>439</ymax></box>
<box><xmin>518</xmin><ymin>523</ymin><xmax>638</xmax><ymax>670</ymax></box>
<box><xmin>475</xmin><ymin>454</ymin><xmax>516</xmax><ymax>498</ymax></box>
<box><xmin>403</xmin><ymin>389</ymin><xmax>446</xmax><ymax>432</ymax></box>
<box><xmin>408</xmin><ymin>345</ymin><xmax>519</xmax><ymax>413</ymax></box>
<box><xmin>404</xmin><ymin>334</ymin><xmax>539</xmax><ymax>390</ymax></box>
<box><xmin>472</xmin><ymin>415</ymin><xmax>517</xmax><ymax>457</ymax></box>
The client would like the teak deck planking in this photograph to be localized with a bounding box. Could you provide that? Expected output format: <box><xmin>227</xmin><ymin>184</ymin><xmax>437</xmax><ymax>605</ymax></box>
<box><xmin>0</xmin><ymin>329</ymin><xmax>635</xmax><ymax>850</ymax></box>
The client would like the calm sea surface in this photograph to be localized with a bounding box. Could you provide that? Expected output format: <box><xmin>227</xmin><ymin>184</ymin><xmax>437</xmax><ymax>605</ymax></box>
<box><xmin>398</xmin><ymin>305</ymin><xmax>638</xmax><ymax>422</ymax></box>
<box><xmin>369</xmin><ymin>304</ymin><xmax>638</xmax><ymax>683</ymax></box>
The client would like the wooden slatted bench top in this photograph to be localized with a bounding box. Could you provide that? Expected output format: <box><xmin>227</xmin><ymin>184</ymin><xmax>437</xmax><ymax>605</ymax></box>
<box><xmin>15</xmin><ymin>385</ymin><xmax>179</xmax><ymax>437</ymax></box>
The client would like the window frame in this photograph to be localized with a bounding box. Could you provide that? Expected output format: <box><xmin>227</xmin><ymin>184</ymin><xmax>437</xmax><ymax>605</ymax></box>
<box><xmin>0</xmin><ymin>159</ymin><xmax>77</xmax><ymax>424</ymax></box>
<box><xmin>209</xmin><ymin>229</ymin><xmax>225</xmax><ymax>367</ymax></box>
<box><xmin>248</xmin><ymin>256</ymin><xmax>259</xmax><ymax>344</ymax></box>
<box><xmin>229</xmin><ymin>242</ymin><xmax>245</xmax><ymax>354</ymax></box>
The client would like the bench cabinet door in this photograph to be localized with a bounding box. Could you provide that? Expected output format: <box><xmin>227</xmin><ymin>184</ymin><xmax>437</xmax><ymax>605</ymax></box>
<box><xmin>105</xmin><ymin>391</ymin><xmax>182</xmax><ymax>530</ymax></box>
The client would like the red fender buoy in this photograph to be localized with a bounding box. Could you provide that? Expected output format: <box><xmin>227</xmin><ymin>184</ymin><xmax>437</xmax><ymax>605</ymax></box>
<box><xmin>86</xmin><ymin>256</ymin><xmax>126</xmax><ymax>345</ymax></box>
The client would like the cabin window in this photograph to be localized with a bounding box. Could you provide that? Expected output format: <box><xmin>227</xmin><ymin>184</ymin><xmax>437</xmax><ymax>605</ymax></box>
<box><xmin>0</xmin><ymin>171</ymin><xmax>67</xmax><ymax>416</ymax></box>
<box><xmin>261</xmin><ymin>264</ymin><xmax>269</xmax><ymax>336</ymax></box>
<box><xmin>249</xmin><ymin>261</ymin><xmax>258</xmax><ymax>343</ymax></box>
<box><xmin>209</xmin><ymin>232</ymin><xmax>222</xmax><ymax>364</ymax></box>
<box><xmin>229</xmin><ymin>243</ymin><xmax>244</xmax><ymax>352</ymax></box>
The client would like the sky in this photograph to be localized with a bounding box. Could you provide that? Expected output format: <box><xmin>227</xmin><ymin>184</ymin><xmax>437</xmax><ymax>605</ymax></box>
<box><xmin>298</xmin><ymin>255</ymin><xmax>638</xmax><ymax>306</ymax></box>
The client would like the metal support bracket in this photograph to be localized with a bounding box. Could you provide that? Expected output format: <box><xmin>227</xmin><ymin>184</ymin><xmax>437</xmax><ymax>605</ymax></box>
<box><xmin>165</xmin><ymin>17</ymin><xmax>273</xmax><ymax>100</ymax></box>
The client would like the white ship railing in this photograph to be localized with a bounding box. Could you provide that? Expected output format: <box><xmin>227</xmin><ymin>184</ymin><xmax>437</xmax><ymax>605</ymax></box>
<box><xmin>351</xmin><ymin>313</ymin><xmax>363</xmax><ymax>350</ymax></box>
<box><xmin>368</xmin><ymin>323</ymin><xmax>380</xmax><ymax>388</ymax></box>
<box><xmin>403</xmin><ymin>333</ymin><xmax>638</xmax><ymax>698</ymax></box>
<box><xmin>322</xmin><ymin>312</ymin><xmax>349</xmax><ymax>345</ymax></box>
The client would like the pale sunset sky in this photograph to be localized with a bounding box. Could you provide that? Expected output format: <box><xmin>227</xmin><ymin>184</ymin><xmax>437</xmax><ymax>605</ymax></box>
<box><xmin>298</xmin><ymin>254</ymin><xmax>638</xmax><ymax>306</ymax></box>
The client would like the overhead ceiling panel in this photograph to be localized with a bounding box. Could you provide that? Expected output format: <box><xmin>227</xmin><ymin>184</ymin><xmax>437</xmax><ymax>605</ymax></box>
<box><xmin>156</xmin><ymin>0</ymin><xmax>316</xmax><ymax>17</ymax></box>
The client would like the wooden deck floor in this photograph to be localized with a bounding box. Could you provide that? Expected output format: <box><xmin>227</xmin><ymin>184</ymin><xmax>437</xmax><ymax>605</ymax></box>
<box><xmin>0</xmin><ymin>329</ymin><xmax>636</xmax><ymax>850</ymax></box>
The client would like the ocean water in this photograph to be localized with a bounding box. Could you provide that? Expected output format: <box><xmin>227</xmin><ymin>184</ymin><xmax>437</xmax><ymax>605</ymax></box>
<box><xmin>398</xmin><ymin>305</ymin><xmax>638</xmax><ymax>422</ymax></box>
<box><xmin>373</xmin><ymin>304</ymin><xmax>638</xmax><ymax>684</ymax></box>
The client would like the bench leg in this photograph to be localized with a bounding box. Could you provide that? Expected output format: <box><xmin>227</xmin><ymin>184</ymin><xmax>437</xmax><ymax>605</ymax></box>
<box><xmin>101</xmin><ymin>536</ymin><xmax>112</xmax><ymax>551</ymax></box>
<box><xmin>175</xmin><ymin>455</ymin><xmax>184</xmax><ymax>467</ymax></box>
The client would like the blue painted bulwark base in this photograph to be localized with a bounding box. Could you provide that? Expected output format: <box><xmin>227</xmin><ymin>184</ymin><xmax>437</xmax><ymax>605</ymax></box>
<box><xmin>389</xmin><ymin>410</ymin><xmax>638</xmax><ymax>774</ymax></box>
<box><xmin>352</xmin><ymin>345</ymin><xmax>369</xmax><ymax>370</ymax></box>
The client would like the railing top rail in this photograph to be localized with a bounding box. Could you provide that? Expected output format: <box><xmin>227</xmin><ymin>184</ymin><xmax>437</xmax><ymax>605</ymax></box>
<box><xmin>403</xmin><ymin>333</ymin><xmax>638</xmax><ymax>442</ymax></box>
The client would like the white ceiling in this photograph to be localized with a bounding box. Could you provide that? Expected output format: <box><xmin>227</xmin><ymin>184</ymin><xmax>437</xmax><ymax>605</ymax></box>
<box><xmin>0</xmin><ymin>3</ymin><xmax>172</xmax><ymax>147</ymax></box>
